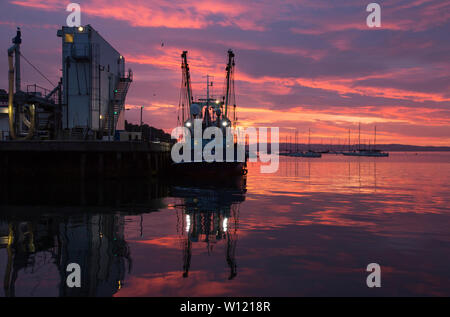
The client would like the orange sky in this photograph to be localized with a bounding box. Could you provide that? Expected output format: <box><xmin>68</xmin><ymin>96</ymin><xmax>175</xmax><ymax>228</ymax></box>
<box><xmin>1</xmin><ymin>0</ymin><xmax>449</xmax><ymax>146</ymax></box>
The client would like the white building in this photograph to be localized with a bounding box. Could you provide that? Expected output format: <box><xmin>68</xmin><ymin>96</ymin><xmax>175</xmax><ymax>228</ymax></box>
<box><xmin>57</xmin><ymin>25</ymin><xmax>132</xmax><ymax>138</ymax></box>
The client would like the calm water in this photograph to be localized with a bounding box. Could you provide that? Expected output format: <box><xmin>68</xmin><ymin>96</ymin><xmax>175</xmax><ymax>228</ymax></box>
<box><xmin>0</xmin><ymin>152</ymin><xmax>449</xmax><ymax>296</ymax></box>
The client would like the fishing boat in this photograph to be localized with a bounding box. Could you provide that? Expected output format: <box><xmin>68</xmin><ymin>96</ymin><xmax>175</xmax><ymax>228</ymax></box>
<box><xmin>343</xmin><ymin>124</ymin><xmax>389</xmax><ymax>157</ymax></box>
<box><xmin>171</xmin><ymin>50</ymin><xmax>248</xmax><ymax>178</ymax></box>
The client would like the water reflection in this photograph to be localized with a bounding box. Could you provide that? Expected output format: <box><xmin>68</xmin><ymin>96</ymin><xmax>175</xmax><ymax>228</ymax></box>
<box><xmin>0</xmin><ymin>178</ymin><xmax>168</xmax><ymax>297</ymax></box>
<box><xmin>171</xmin><ymin>177</ymin><xmax>246</xmax><ymax>280</ymax></box>
<box><xmin>1</xmin><ymin>153</ymin><xmax>449</xmax><ymax>296</ymax></box>
<box><xmin>0</xmin><ymin>214</ymin><xmax>130</xmax><ymax>297</ymax></box>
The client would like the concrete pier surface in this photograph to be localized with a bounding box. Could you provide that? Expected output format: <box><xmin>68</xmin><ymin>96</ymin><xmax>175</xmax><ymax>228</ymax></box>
<box><xmin>0</xmin><ymin>141</ymin><xmax>172</xmax><ymax>180</ymax></box>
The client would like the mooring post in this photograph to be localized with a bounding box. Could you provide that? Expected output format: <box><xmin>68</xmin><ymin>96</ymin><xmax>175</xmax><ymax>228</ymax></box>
<box><xmin>116</xmin><ymin>152</ymin><xmax>122</xmax><ymax>178</ymax></box>
<box><xmin>147</xmin><ymin>153</ymin><xmax>152</xmax><ymax>177</ymax></box>
<box><xmin>2</xmin><ymin>154</ymin><xmax>8</xmax><ymax>179</ymax></box>
<box><xmin>80</xmin><ymin>153</ymin><xmax>87</xmax><ymax>180</ymax></box>
<box><xmin>154</xmin><ymin>152</ymin><xmax>159</xmax><ymax>175</ymax></box>
<box><xmin>98</xmin><ymin>153</ymin><xmax>104</xmax><ymax>178</ymax></box>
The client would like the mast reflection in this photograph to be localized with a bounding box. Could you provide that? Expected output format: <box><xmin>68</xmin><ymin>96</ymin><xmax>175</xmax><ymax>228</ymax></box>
<box><xmin>172</xmin><ymin>177</ymin><xmax>246</xmax><ymax>280</ymax></box>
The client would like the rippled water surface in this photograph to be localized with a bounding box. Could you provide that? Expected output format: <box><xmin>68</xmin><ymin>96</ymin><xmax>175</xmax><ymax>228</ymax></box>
<box><xmin>0</xmin><ymin>152</ymin><xmax>449</xmax><ymax>296</ymax></box>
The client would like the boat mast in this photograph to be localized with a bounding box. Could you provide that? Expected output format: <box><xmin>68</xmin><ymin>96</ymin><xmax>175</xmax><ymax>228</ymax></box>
<box><xmin>207</xmin><ymin>74</ymin><xmax>210</xmax><ymax>108</ymax></box>
<box><xmin>224</xmin><ymin>49</ymin><xmax>235</xmax><ymax>119</ymax></box>
<box><xmin>348</xmin><ymin>128</ymin><xmax>351</xmax><ymax>152</ymax></box>
<box><xmin>289</xmin><ymin>135</ymin><xmax>292</xmax><ymax>153</ymax></box>
<box><xmin>358</xmin><ymin>122</ymin><xmax>361</xmax><ymax>151</ymax></box>
<box><xmin>374</xmin><ymin>125</ymin><xmax>377</xmax><ymax>150</ymax></box>
<box><xmin>204</xmin><ymin>75</ymin><xmax>211</xmax><ymax>126</ymax></box>
<box><xmin>181</xmin><ymin>51</ymin><xmax>192</xmax><ymax>122</ymax></box>
<box><xmin>308</xmin><ymin>128</ymin><xmax>311</xmax><ymax>151</ymax></box>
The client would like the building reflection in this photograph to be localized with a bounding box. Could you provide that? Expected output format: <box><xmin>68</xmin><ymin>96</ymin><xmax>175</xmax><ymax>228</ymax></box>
<box><xmin>171</xmin><ymin>177</ymin><xmax>247</xmax><ymax>280</ymax></box>
<box><xmin>0</xmin><ymin>178</ymin><xmax>168</xmax><ymax>297</ymax></box>
<box><xmin>0</xmin><ymin>213</ymin><xmax>131</xmax><ymax>296</ymax></box>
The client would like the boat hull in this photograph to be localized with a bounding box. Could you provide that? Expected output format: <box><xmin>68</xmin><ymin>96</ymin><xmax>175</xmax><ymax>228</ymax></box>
<box><xmin>287</xmin><ymin>152</ymin><xmax>322</xmax><ymax>158</ymax></box>
<box><xmin>171</xmin><ymin>161</ymin><xmax>247</xmax><ymax>179</ymax></box>
<box><xmin>342</xmin><ymin>152</ymin><xmax>389</xmax><ymax>157</ymax></box>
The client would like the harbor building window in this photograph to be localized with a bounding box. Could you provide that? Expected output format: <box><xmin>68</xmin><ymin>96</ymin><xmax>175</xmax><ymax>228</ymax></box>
<box><xmin>65</xmin><ymin>33</ymin><xmax>74</xmax><ymax>43</ymax></box>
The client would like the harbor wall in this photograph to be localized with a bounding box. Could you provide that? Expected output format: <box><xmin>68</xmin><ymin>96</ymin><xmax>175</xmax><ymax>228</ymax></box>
<box><xmin>0</xmin><ymin>141</ymin><xmax>172</xmax><ymax>180</ymax></box>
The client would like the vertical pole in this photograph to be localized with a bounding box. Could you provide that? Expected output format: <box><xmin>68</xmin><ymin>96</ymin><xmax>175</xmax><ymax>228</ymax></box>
<box><xmin>140</xmin><ymin>106</ymin><xmax>143</xmax><ymax>140</ymax></box>
<box><xmin>348</xmin><ymin>128</ymin><xmax>350</xmax><ymax>152</ymax></box>
<box><xmin>206</xmin><ymin>75</ymin><xmax>210</xmax><ymax>126</ymax></box>
<box><xmin>80</xmin><ymin>153</ymin><xmax>86</xmax><ymax>180</ymax></box>
<box><xmin>108</xmin><ymin>76</ymin><xmax>112</xmax><ymax>140</ymax></box>
<box><xmin>308</xmin><ymin>128</ymin><xmax>311</xmax><ymax>152</ymax></box>
<box><xmin>374</xmin><ymin>126</ymin><xmax>377</xmax><ymax>150</ymax></box>
<box><xmin>358</xmin><ymin>122</ymin><xmax>361</xmax><ymax>150</ymax></box>
<box><xmin>289</xmin><ymin>135</ymin><xmax>292</xmax><ymax>153</ymax></box>
<box><xmin>98</xmin><ymin>65</ymin><xmax>102</xmax><ymax>130</ymax></box>
<box><xmin>15</xmin><ymin>43</ymin><xmax>21</xmax><ymax>93</ymax></box>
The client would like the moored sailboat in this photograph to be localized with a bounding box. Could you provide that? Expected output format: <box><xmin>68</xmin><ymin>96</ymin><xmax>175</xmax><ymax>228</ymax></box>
<box><xmin>343</xmin><ymin>124</ymin><xmax>389</xmax><ymax>157</ymax></box>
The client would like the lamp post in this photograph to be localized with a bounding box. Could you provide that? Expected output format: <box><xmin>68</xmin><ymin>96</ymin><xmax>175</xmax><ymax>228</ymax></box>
<box><xmin>140</xmin><ymin>106</ymin><xmax>143</xmax><ymax>141</ymax></box>
<box><xmin>140</xmin><ymin>106</ymin><xmax>143</xmax><ymax>131</ymax></box>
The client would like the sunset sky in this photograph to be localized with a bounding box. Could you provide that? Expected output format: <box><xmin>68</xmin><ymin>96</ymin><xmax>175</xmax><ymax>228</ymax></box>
<box><xmin>0</xmin><ymin>0</ymin><xmax>449</xmax><ymax>146</ymax></box>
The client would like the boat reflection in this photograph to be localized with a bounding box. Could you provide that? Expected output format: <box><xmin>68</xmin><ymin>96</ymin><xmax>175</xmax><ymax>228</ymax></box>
<box><xmin>171</xmin><ymin>176</ymin><xmax>246</xmax><ymax>280</ymax></box>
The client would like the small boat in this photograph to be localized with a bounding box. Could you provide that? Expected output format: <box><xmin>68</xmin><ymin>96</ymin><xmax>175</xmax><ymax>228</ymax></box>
<box><xmin>290</xmin><ymin>151</ymin><xmax>322</xmax><ymax>158</ymax></box>
<box><xmin>297</xmin><ymin>129</ymin><xmax>322</xmax><ymax>158</ymax></box>
<box><xmin>300</xmin><ymin>151</ymin><xmax>322</xmax><ymax>158</ymax></box>
<box><xmin>283</xmin><ymin>129</ymin><xmax>322</xmax><ymax>158</ymax></box>
<box><xmin>342</xmin><ymin>124</ymin><xmax>389</xmax><ymax>157</ymax></box>
<box><xmin>342</xmin><ymin>149</ymin><xmax>388</xmax><ymax>157</ymax></box>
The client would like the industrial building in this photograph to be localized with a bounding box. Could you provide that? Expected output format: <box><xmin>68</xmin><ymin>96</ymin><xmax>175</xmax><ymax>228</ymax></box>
<box><xmin>4</xmin><ymin>25</ymin><xmax>132</xmax><ymax>140</ymax></box>
<box><xmin>57</xmin><ymin>25</ymin><xmax>132</xmax><ymax>139</ymax></box>
<box><xmin>0</xmin><ymin>89</ymin><xmax>8</xmax><ymax>140</ymax></box>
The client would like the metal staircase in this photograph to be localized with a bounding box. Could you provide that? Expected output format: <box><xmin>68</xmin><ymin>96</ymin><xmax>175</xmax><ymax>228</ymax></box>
<box><xmin>104</xmin><ymin>69</ymin><xmax>133</xmax><ymax>136</ymax></box>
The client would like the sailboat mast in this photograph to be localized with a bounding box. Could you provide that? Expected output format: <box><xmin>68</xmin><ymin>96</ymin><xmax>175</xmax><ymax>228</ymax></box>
<box><xmin>374</xmin><ymin>125</ymin><xmax>377</xmax><ymax>150</ymax></box>
<box><xmin>207</xmin><ymin>75</ymin><xmax>210</xmax><ymax>106</ymax></box>
<box><xmin>290</xmin><ymin>135</ymin><xmax>292</xmax><ymax>153</ymax></box>
<box><xmin>348</xmin><ymin>128</ymin><xmax>351</xmax><ymax>152</ymax></box>
<box><xmin>358</xmin><ymin>122</ymin><xmax>361</xmax><ymax>150</ymax></box>
<box><xmin>308</xmin><ymin>128</ymin><xmax>311</xmax><ymax>151</ymax></box>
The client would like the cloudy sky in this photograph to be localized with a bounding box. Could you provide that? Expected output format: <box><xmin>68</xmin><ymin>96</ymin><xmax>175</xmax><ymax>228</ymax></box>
<box><xmin>0</xmin><ymin>0</ymin><xmax>449</xmax><ymax>145</ymax></box>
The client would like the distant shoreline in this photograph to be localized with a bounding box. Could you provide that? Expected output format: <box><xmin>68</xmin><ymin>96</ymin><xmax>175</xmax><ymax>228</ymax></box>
<box><xmin>278</xmin><ymin>143</ymin><xmax>450</xmax><ymax>152</ymax></box>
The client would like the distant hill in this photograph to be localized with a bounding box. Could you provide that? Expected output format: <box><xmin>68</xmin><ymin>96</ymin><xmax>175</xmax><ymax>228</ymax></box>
<box><xmin>371</xmin><ymin>144</ymin><xmax>450</xmax><ymax>152</ymax></box>
<box><xmin>278</xmin><ymin>143</ymin><xmax>450</xmax><ymax>152</ymax></box>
